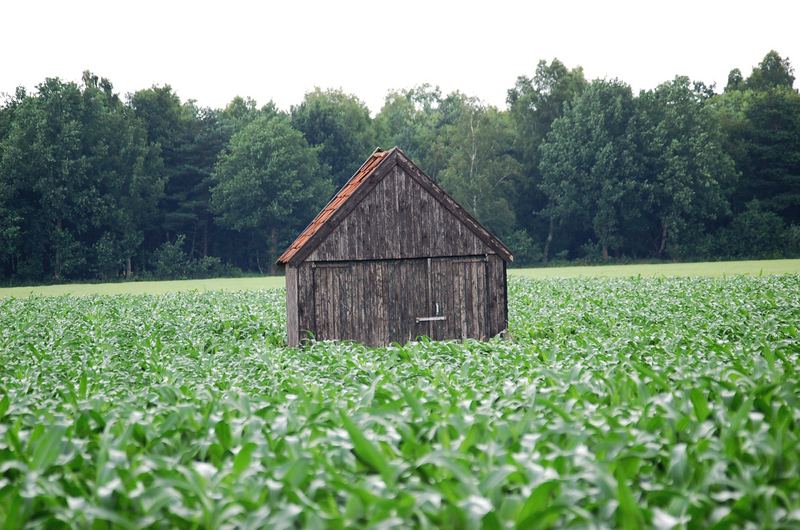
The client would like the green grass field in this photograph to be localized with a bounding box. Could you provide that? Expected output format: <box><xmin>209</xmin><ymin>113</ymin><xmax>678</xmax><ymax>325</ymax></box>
<box><xmin>1</xmin><ymin>258</ymin><xmax>798</xmax><ymax>297</ymax></box>
<box><xmin>1</xmin><ymin>275</ymin><xmax>798</xmax><ymax>527</ymax></box>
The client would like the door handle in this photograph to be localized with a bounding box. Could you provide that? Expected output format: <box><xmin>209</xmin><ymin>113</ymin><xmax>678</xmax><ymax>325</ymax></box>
<box><xmin>416</xmin><ymin>316</ymin><xmax>446</xmax><ymax>323</ymax></box>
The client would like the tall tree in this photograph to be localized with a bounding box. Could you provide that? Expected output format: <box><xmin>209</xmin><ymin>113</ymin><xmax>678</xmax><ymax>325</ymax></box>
<box><xmin>539</xmin><ymin>79</ymin><xmax>637</xmax><ymax>260</ymax></box>
<box><xmin>129</xmin><ymin>86</ymin><xmax>195</xmax><ymax>243</ymax></box>
<box><xmin>633</xmin><ymin>77</ymin><xmax>736</xmax><ymax>256</ymax></box>
<box><xmin>507</xmin><ymin>59</ymin><xmax>587</xmax><ymax>260</ymax></box>
<box><xmin>725</xmin><ymin>68</ymin><xmax>745</xmax><ymax>91</ymax></box>
<box><xmin>291</xmin><ymin>88</ymin><xmax>375</xmax><ymax>187</ymax></box>
<box><xmin>734</xmin><ymin>89</ymin><xmax>800</xmax><ymax>223</ymax></box>
<box><xmin>0</xmin><ymin>90</ymin><xmax>23</xmax><ymax>277</ymax></box>
<box><xmin>716</xmin><ymin>51</ymin><xmax>800</xmax><ymax>225</ymax></box>
<box><xmin>437</xmin><ymin>95</ymin><xmax>521</xmax><ymax>240</ymax></box>
<box><xmin>745</xmin><ymin>50</ymin><xmax>796</xmax><ymax>91</ymax></box>
<box><xmin>0</xmin><ymin>74</ymin><xmax>163</xmax><ymax>279</ymax></box>
<box><xmin>210</xmin><ymin>112</ymin><xmax>333</xmax><ymax>272</ymax></box>
<box><xmin>219</xmin><ymin>96</ymin><xmax>262</xmax><ymax>136</ymax></box>
<box><xmin>374</xmin><ymin>85</ymin><xmax>451</xmax><ymax>180</ymax></box>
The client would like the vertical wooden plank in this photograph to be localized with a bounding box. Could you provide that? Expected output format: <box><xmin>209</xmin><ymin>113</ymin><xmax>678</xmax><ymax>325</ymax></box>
<box><xmin>387</xmin><ymin>260</ymin><xmax>398</xmax><ymax>344</ymax></box>
<box><xmin>425</xmin><ymin>258</ymin><xmax>432</xmax><ymax>338</ymax></box>
<box><xmin>431</xmin><ymin>258</ymin><xmax>452</xmax><ymax>341</ymax></box>
<box><xmin>372</xmin><ymin>261</ymin><xmax>382</xmax><ymax>345</ymax></box>
<box><xmin>321</xmin><ymin>267</ymin><xmax>331</xmax><ymax>340</ymax></box>
<box><xmin>285</xmin><ymin>266</ymin><xmax>299</xmax><ymax>347</ymax></box>
<box><xmin>466</xmin><ymin>262</ymin><xmax>477</xmax><ymax>337</ymax></box>
<box><xmin>459</xmin><ymin>263</ymin><xmax>467</xmax><ymax>339</ymax></box>
<box><xmin>486</xmin><ymin>255</ymin><xmax>507</xmax><ymax>336</ymax></box>
<box><xmin>412</xmin><ymin>171</ymin><xmax>424</xmax><ymax>257</ymax></box>
<box><xmin>483</xmin><ymin>257</ymin><xmax>490</xmax><ymax>339</ymax></box>
<box><xmin>450</xmin><ymin>260</ymin><xmax>458</xmax><ymax>339</ymax></box>
<box><xmin>325</xmin><ymin>267</ymin><xmax>335</xmax><ymax>340</ymax></box>
<box><xmin>312</xmin><ymin>266</ymin><xmax>322</xmax><ymax>340</ymax></box>
<box><xmin>365</xmin><ymin>261</ymin><xmax>374</xmax><ymax>345</ymax></box>
<box><xmin>337</xmin><ymin>265</ymin><xmax>345</xmax><ymax>340</ymax></box>
<box><xmin>436</xmin><ymin>259</ymin><xmax>448</xmax><ymax>341</ymax></box>
<box><xmin>398</xmin><ymin>167</ymin><xmax>411</xmax><ymax>255</ymax></box>
<box><xmin>473</xmin><ymin>260</ymin><xmax>484</xmax><ymax>338</ymax></box>
<box><xmin>373</xmin><ymin>178</ymin><xmax>383</xmax><ymax>259</ymax></box>
<box><xmin>389</xmin><ymin>169</ymin><xmax>401</xmax><ymax>258</ymax></box>
<box><xmin>297</xmin><ymin>263</ymin><xmax>315</xmax><ymax>343</ymax></box>
<box><xmin>379</xmin><ymin>260</ymin><xmax>388</xmax><ymax>346</ymax></box>
<box><xmin>355</xmin><ymin>261</ymin><xmax>364</xmax><ymax>342</ymax></box>
<box><xmin>351</xmin><ymin>200</ymin><xmax>361</xmax><ymax>260</ymax></box>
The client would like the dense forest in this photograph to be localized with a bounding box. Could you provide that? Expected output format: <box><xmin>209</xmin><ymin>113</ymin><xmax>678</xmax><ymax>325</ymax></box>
<box><xmin>1</xmin><ymin>51</ymin><xmax>798</xmax><ymax>283</ymax></box>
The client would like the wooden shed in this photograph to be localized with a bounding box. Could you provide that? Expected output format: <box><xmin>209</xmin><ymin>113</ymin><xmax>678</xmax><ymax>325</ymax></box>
<box><xmin>277</xmin><ymin>147</ymin><xmax>513</xmax><ymax>346</ymax></box>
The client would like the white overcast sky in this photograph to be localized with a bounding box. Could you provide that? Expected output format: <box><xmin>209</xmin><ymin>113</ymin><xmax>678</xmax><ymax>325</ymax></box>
<box><xmin>2</xmin><ymin>0</ymin><xmax>798</xmax><ymax>114</ymax></box>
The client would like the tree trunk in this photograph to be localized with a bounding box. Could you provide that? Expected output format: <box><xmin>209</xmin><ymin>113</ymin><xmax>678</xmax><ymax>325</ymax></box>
<box><xmin>658</xmin><ymin>220</ymin><xmax>668</xmax><ymax>257</ymax></box>
<box><xmin>202</xmin><ymin>221</ymin><xmax>209</xmax><ymax>258</ymax></box>
<box><xmin>255</xmin><ymin>251</ymin><xmax>263</xmax><ymax>275</ymax></box>
<box><xmin>269</xmin><ymin>228</ymin><xmax>278</xmax><ymax>275</ymax></box>
<box><xmin>126</xmin><ymin>257</ymin><xmax>132</xmax><ymax>278</ymax></box>
<box><xmin>543</xmin><ymin>217</ymin><xmax>554</xmax><ymax>263</ymax></box>
<box><xmin>189</xmin><ymin>229</ymin><xmax>196</xmax><ymax>259</ymax></box>
<box><xmin>602</xmin><ymin>244</ymin><xmax>609</xmax><ymax>260</ymax></box>
<box><xmin>53</xmin><ymin>219</ymin><xmax>62</xmax><ymax>280</ymax></box>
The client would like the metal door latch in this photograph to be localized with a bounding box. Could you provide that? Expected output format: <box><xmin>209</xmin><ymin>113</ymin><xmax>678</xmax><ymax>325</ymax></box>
<box><xmin>417</xmin><ymin>302</ymin><xmax>445</xmax><ymax>323</ymax></box>
<box><xmin>416</xmin><ymin>316</ymin><xmax>446</xmax><ymax>323</ymax></box>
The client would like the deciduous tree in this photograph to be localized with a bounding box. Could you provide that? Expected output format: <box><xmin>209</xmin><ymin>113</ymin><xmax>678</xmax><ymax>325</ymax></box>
<box><xmin>210</xmin><ymin>112</ymin><xmax>333</xmax><ymax>272</ymax></box>
<box><xmin>291</xmin><ymin>88</ymin><xmax>375</xmax><ymax>187</ymax></box>
<box><xmin>633</xmin><ymin>77</ymin><xmax>736</xmax><ymax>256</ymax></box>
<box><xmin>539</xmin><ymin>79</ymin><xmax>637</xmax><ymax>260</ymax></box>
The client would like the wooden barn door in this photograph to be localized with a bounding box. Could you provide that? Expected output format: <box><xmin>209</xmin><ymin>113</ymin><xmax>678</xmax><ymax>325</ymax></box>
<box><xmin>312</xmin><ymin>260</ymin><xmax>430</xmax><ymax>345</ymax></box>
<box><xmin>312</xmin><ymin>262</ymin><xmax>355</xmax><ymax>341</ymax></box>
<box><xmin>428</xmin><ymin>257</ymin><xmax>489</xmax><ymax>340</ymax></box>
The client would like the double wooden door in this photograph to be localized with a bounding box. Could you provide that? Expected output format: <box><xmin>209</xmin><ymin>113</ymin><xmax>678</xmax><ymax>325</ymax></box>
<box><xmin>311</xmin><ymin>256</ymin><xmax>489</xmax><ymax>345</ymax></box>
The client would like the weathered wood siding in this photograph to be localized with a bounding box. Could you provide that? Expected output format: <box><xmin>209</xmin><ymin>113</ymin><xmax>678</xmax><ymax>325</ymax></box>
<box><xmin>303</xmin><ymin>259</ymin><xmax>428</xmax><ymax>345</ymax></box>
<box><xmin>428</xmin><ymin>257</ymin><xmax>485</xmax><ymax>340</ymax></box>
<box><xmin>293</xmin><ymin>255</ymin><xmax>507</xmax><ymax>346</ymax></box>
<box><xmin>487</xmin><ymin>254</ymin><xmax>507</xmax><ymax>336</ymax></box>
<box><xmin>296</xmin><ymin>262</ymin><xmax>315</xmax><ymax>344</ymax></box>
<box><xmin>285</xmin><ymin>265</ymin><xmax>299</xmax><ymax>346</ymax></box>
<box><xmin>308</xmin><ymin>166</ymin><xmax>493</xmax><ymax>262</ymax></box>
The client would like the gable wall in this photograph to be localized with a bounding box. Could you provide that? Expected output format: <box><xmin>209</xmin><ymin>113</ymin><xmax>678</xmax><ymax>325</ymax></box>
<box><xmin>307</xmin><ymin>165</ymin><xmax>493</xmax><ymax>261</ymax></box>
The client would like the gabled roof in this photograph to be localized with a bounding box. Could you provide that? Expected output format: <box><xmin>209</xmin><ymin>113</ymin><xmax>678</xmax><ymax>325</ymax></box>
<box><xmin>277</xmin><ymin>147</ymin><xmax>513</xmax><ymax>265</ymax></box>
<box><xmin>276</xmin><ymin>148</ymin><xmax>391</xmax><ymax>264</ymax></box>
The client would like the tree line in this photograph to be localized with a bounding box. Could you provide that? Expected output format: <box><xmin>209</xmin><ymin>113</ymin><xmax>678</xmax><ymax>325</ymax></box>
<box><xmin>1</xmin><ymin>51</ymin><xmax>798</xmax><ymax>283</ymax></box>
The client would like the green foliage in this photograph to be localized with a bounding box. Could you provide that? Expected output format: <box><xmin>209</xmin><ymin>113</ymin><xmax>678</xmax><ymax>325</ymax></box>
<box><xmin>437</xmin><ymin>96</ymin><xmax>522</xmax><ymax>239</ymax></box>
<box><xmin>374</xmin><ymin>84</ymin><xmax>451</xmax><ymax>179</ymax></box>
<box><xmin>150</xmin><ymin>234</ymin><xmax>190</xmax><ymax>279</ymax></box>
<box><xmin>0</xmin><ymin>75</ymin><xmax>164</xmax><ymax>280</ymax></box>
<box><xmin>745</xmin><ymin>50</ymin><xmax>796</xmax><ymax>91</ymax></box>
<box><xmin>633</xmin><ymin>77</ymin><xmax>737</xmax><ymax>257</ymax></box>
<box><xmin>0</xmin><ymin>276</ymin><xmax>799</xmax><ymax>527</ymax></box>
<box><xmin>2</xmin><ymin>50</ymin><xmax>800</xmax><ymax>283</ymax></box>
<box><xmin>210</xmin><ymin>112</ymin><xmax>333</xmax><ymax>269</ymax></box>
<box><xmin>502</xmin><ymin>229</ymin><xmax>543</xmax><ymax>265</ymax></box>
<box><xmin>149</xmin><ymin>235</ymin><xmax>242</xmax><ymax>280</ymax></box>
<box><xmin>291</xmin><ymin>88</ymin><xmax>375</xmax><ymax>187</ymax></box>
<box><xmin>710</xmin><ymin>201</ymin><xmax>795</xmax><ymax>258</ymax></box>
<box><xmin>540</xmin><ymin>79</ymin><xmax>638</xmax><ymax>259</ymax></box>
<box><xmin>734</xmin><ymin>88</ymin><xmax>800</xmax><ymax>223</ymax></box>
<box><xmin>506</xmin><ymin>59</ymin><xmax>588</xmax><ymax>261</ymax></box>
